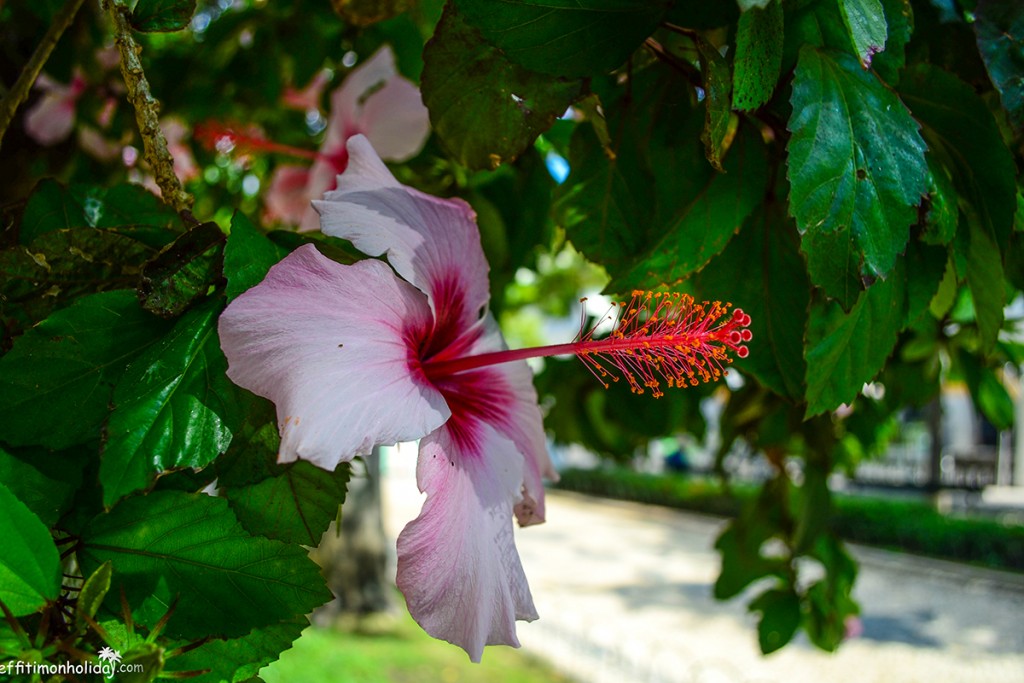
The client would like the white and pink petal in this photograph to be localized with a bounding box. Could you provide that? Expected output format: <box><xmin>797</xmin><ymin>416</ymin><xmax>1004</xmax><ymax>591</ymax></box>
<box><xmin>218</xmin><ymin>244</ymin><xmax>450</xmax><ymax>469</ymax></box>
<box><xmin>396</xmin><ymin>416</ymin><xmax>537</xmax><ymax>662</ymax></box>
<box><xmin>314</xmin><ymin>135</ymin><xmax>491</xmax><ymax>342</ymax></box>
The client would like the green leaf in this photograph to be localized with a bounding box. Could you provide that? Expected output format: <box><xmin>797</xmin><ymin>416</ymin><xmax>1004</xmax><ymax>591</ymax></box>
<box><xmin>695</xmin><ymin>195</ymin><xmax>809</xmax><ymax>400</ymax></box>
<box><xmin>872</xmin><ymin>0</ymin><xmax>913</xmax><ymax>84</ymax></box>
<box><xmin>898</xmin><ymin>64</ymin><xmax>1018</xmax><ymax>251</ymax></box>
<box><xmin>101</xmin><ymin>298</ymin><xmax>239</xmax><ymax>508</ymax></box>
<box><xmin>959</xmin><ymin>351</ymin><xmax>1014</xmax><ymax>430</ymax></box>
<box><xmin>165</xmin><ymin>618</ymin><xmax>306</xmax><ymax>683</ymax></box>
<box><xmin>0</xmin><ymin>290</ymin><xmax>172</xmax><ymax>450</ymax></box>
<box><xmin>0</xmin><ymin>482</ymin><xmax>61</xmax><ymax>616</ymax></box>
<box><xmin>224</xmin><ymin>461</ymin><xmax>350</xmax><ymax>546</ymax></box>
<box><xmin>453</xmin><ymin>0</ymin><xmax>672</xmax><ymax>78</ymax></box>
<box><xmin>1</xmin><ymin>227</ymin><xmax>156</xmax><ymax>331</ymax></box>
<box><xmin>838</xmin><ymin>0</ymin><xmax>888</xmax><ymax>67</ymax></box>
<box><xmin>421</xmin><ymin>5</ymin><xmax>585</xmax><ymax>170</ymax></box>
<box><xmin>966</xmin><ymin>218</ymin><xmax>1006</xmax><ymax>354</ymax></box>
<box><xmin>921</xmin><ymin>156</ymin><xmax>959</xmax><ymax>245</ymax></box>
<box><xmin>78</xmin><ymin>491</ymin><xmax>331</xmax><ymax>639</ymax></box>
<box><xmin>130</xmin><ymin>0</ymin><xmax>197</xmax><ymax>32</ymax></box>
<box><xmin>788</xmin><ymin>48</ymin><xmax>928</xmax><ymax>297</ymax></box>
<box><xmin>224</xmin><ymin>212</ymin><xmax>287</xmax><ymax>302</ymax></box>
<box><xmin>805</xmin><ymin>268</ymin><xmax>905</xmax><ymax>416</ymax></box>
<box><xmin>733</xmin><ymin>0</ymin><xmax>784</xmax><ymax>111</ymax></box>
<box><xmin>749</xmin><ymin>588</ymin><xmax>801</xmax><ymax>654</ymax></box>
<box><xmin>20</xmin><ymin>179</ymin><xmax>92</xmax><ymax>244</ymax></box>
<box><xmin>138</xmin><ymin>221</ymin><xmax>225</xmax><ymax>318</ymax></box>
<box><xmin>805</xmin><ymin>535</ymin><xmax>859</xmax><ymax>651</ymax></box>
<box><xmin>695</xmin><ymin>36</ymin><xmax>734</xmax><ymax>171</ymax></box>
<box><xmin>19</xmin><ymin>180</ymin><xmax>180</xmax><ymax>248</ymax></box>
<box><xmin>0</xmin><ymin>445</ymin><xmax>86</xmax><ymax>526</ymax></box>
<box><xmin>75</xmin><ymin>561</ymin><xmax>113</xmax><ymax>632</ymax></box>
<box><xmin>904</xmin><ymin>241</ymin><xmax>948</xmax><ymax>325</ymax></box>
<box><xmin>974</xmin><ymin>0</ymin><xmax>1024</xmax><ymax>129</ymax></box>
<box><xmin>558</xmin><ymin>67</ymin><xmax>767</xmax><ymax>293</ymax></box>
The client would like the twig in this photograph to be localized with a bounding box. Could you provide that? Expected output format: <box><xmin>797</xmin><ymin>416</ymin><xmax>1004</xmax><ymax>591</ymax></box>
<box><xmin>102</xmin><ymin>0</ymin><xmax>194</xmax><ymax>214</ymax></box>
<box><xmin>0</xmin><ymin>0</ymin><xmax>87</xmax><ymax>150</ymax></box>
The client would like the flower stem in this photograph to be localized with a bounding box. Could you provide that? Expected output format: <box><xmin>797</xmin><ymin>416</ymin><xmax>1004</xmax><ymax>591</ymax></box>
<box><xmin>103</xmin><ymin>0</ymin><xmax>194</xmax><ymax>216</ymax></box>
<box><xmin>0</xmin><ymin>0</ymin><xmax>86</xmax><ymax>150</ymax></box>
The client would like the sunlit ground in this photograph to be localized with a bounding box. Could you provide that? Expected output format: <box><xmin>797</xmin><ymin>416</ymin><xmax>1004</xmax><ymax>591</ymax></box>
<box><xmin>260</xmin><ymin>611</ymin><xmax>575</xmax><ymax>683</ymax></box>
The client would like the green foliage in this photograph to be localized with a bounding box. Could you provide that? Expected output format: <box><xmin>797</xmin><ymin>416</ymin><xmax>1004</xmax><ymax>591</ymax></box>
<box><xmin>454</xmin><ymin>0</ymin><xmax>672</xmax><ymax>78</ymax></box>
<box><xmin>2</xmin><ymin>0</ymin><xmax>1023</xmax><ymax>670</ymax></box>
<box><xmin>422</xmin><ymin>5</ymin><xmax>586</xmax><ymax>170</ymax></box>
<box><xmin>130</xmin><ymin>0</ymin><xmax>197</xmax><ymax>33</ymax></box>
<box><xmin>0</xmin><ymin>482</ymin><xmax>61</xmax><ymax>616</ymax></box>
<box><xmin>79</xmin><ymin>491</ymin><xmax>331</xmax><ymax>639</ymax></box>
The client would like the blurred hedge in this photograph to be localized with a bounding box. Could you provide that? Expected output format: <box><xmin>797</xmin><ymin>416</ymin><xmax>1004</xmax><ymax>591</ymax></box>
<box><xmin>554</xmin><ymin>468</ymin><xmax>1024</xmax><ymax>572</ymax></box>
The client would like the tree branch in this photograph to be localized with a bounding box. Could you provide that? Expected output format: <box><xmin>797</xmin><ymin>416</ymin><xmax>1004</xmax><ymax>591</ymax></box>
<box><xmin>103</xmin><ymin>0</ymin><xmax>194</xmax><ymax>214</ymax></box>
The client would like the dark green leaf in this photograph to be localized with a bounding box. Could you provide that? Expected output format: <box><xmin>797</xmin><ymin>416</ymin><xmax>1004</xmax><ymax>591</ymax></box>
<box><xmin>959</xmin><ymin>351</ymin><xmax>1014</xmax><ymax>430</ymax></box>
<box><xmin>872</xmin><ymin>0</ymin><xmax>913</xmax><ymax>83</ymax></box>
<box><xmin>224</xmin><ymin>461</ymin><xmax>350</xmax><ymax>545</ymax></box>
<box><xmin>805</xmin><ymin>535</ymin><xmax>859</xmax><ymax>651</ymax></box>
<box><xmin>0</xmin><ymin>482</ymin><xmax>61</xmax><ymax>616</ymax></box>
<box><xmin>695</xmin><ymin>36</ymin><xmax>734</xmax><ymax>171</ymax></box>
<box><xmin>665</xmin><ymin>0</ymin><xmax>738</xmax><ymax>28</ymax></box>
<box><xmin>165</xmin><ymin>617</ymin><xmax>306</xmax><ymax>683</ymax></box>
<box><xmin>805</xmin><ymin>267</ymin><xmax>905</xmax><ymax>416</ymax></box>
<box><xmin>421</xmin><ymin>6</ymin><xmax>585</xmax><ymax>170</ymax></box>
<box><xmin>838</xmin><ymin>0</ymin><xmax>888</xmax><ymax>67</ymax></box>
<box><xmin>79</xmin><ymin>491</ymin><xmax>331</xmax><ymax>639</ymax></box>
<box><xmin>224</xmin><ymin>212</ymin><xmax>287</xmax><ymax>302</ymax></box>
<box><xmin>101</xmin><ymin>298</ymin><xmax>239</xmax><ymax>508</ymax></box>
<box><xmin>974</xmin><ymin>0</ymin><xmax>1024</xmax><ymax>129</ymax></box>
<box><xmin>1</xmin><ymin>228</ymin><xmax>156</xmax><ymax>331</ymax></box>
<box><xmin>749</xmin><ymin>588</ymin><xmax>801</xmax><ymax>654</ymax></box>
<box><xmin>733</xmin><ymin>0</ymin><xmax>784</xmax><ymax>111</ymax></box>
<box><xmin>0</xmin><ymin>445</ymin><xmax>86</xmax><ymax>526</ymax></box>
<box><xmin>19</xmin><ymin>180</ymin><xmax>180</xmax><ymax>248</ymax></box>
<box><xmin>904</xmin><ymin>241</ymin><xmax>947</xmax><ymax>325</ymax></box>
<box><xmin>966</xmin><ymin>218</ymin><xmax>1006</xmax><ymax>354</ymax></box>
<box><xmin>788</xmin><ymin>48</ymin><xmax>928</xmax><ymax>296</ymax></box>
<box><xmin>20</xmin><ymin>179</ymin><xmax>90</xmax><ymax>244</ymax></box>
<box><xmin>713</xmin><ymin>479</ymin><xmax>790</xmax><ymax>599</ymax></box>
<box><xmin>898</xmin><ymin>64</ymin><xmax>1017</xmax><ymax>251</ymax></box>
<box><xmin>130</xmin><ymin>0</ymin><xmax>197</xmax><ymax>32</ymax></box>
<box><xmin>801</xmin><ymin>225</ymin><xmax>863</xmax><ymax>311</ymax></box>
<box><xmin>138</xmin><ymin>221</ymin><xmax>225</xmax><ymax>318</ymax></box>
<box><xmin>558</xmin><ymin>66</ymin><xmax>767</xmax><ymax>293</ymax></box>
<box><xmin>921</xmin><ymin>156</ymin><xmax>959</xmax><ymax>245</ymax></box>
<box><xmin>75</xmin><ymin>561</ymin><xmax>113</xmax><ymax>632</ymax></box>
<box><xmin>0</xmin><ymin>290</ymin><xmax>171</xmax><ymax>449</ymax></box>
<box><xmin>453</xmin><ymin>0</ymin><xmax>672</xmax><ymax>78</ymax></box>
<box><xmin>696</xmin><ymin>195</ymin><xmax>809</xmax><ymax>400</ymax></box>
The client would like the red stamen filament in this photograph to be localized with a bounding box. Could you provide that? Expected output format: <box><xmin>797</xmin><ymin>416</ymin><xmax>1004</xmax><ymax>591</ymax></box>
<box><xmin>194</xmin><ymin>122</ymin><xmax>321</xmax><ymax>162</ymax></box>
<box><xmin>423</xmin><ymin>291</ymin><xmax>751</xmax><ymax>397</ymax></box>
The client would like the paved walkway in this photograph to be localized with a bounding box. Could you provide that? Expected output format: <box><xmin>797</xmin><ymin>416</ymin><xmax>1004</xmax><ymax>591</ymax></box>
<box><xmin>382</xmin><ymin>459</ymin><xmax>1024</xmax><ymax>683</ymax></box>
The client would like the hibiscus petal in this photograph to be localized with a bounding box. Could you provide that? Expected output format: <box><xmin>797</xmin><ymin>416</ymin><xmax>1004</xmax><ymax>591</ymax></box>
<box><xmin>264</xmin><ymin>165</ymin><xmax>313</xmax><ymax>226</ymax></box>
<box><xmin>360</xmin><ymin>77</ymin><xmax>430</xmax><ymax>162</ymax></box>
<box><xmin>24</xmin><ymin>89</ymin><xmax>77</xmax><ymax>146</ymax></box>
<box><xmin>324</xmin><ymin>45</ymin><xmax>398</xmax><ymax>151</ymax></box>
<box><xmin>314</xmin><ymin>135</ymin><xmax>491</xmax><ymax>345</ymax></box>
<box><xmin>474</xmin><ymin>317</ymin><xmax>558</xmax><ymax>525</ymax></box>
<box><xmin>396</xmin><ymin>418</ymin><xmax>537</xmax><ymax>663</ymax></box>
<box><xmin>218</xmin><ymin>244</ymin><xmax>450</xmax><ymax>469</ymax></box>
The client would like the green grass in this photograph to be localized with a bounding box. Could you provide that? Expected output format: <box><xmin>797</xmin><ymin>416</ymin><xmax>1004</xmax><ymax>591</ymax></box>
<box><xmin>260</xmin><ymin>611</ymin><xmax>574</xmax><ymax>683</ymax></box>
<box><xmin>554</xmin><ymin>467</ymin><xmax>1024</xmax><ymax>571</ymax></box>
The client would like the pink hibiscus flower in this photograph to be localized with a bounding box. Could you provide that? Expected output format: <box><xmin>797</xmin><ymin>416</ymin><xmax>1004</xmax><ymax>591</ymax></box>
<box><xmin>265</xmin><ymin>45</ymin><xmax>429</xmax><ymax>231</ymax></box>
<box><xmin>221</xmin><ymin>135</ymin><xmax>552</xmax><ymax>660</ymax></box>
<box><xmin>24</xmin><ymin>71</ymin><xmax>87</xmax><ymax>146</ymax></box>
<box><xmin>220</xmin><ymin>136</ymin><xmax>752</xmax><ymax>661</ymax></box>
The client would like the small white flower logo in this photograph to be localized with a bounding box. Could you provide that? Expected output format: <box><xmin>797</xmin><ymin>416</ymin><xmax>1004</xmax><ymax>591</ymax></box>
<box><xmin>97</xmin><ymin>646</ymin><xmax>122</xmax><ymax>664</ymax></box>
